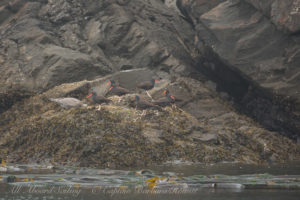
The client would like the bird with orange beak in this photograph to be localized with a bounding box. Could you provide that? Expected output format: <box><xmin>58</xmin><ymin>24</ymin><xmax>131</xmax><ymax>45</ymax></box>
<box><xmin>87</xmin><ymin>89</ymin><xmax>111</xmax><ymax>110</ymax></box>
<box><xmin>153</xmin><ymin>89</ymin><xmax>179</xmax><ymax>108</ymax></box>
<box><xmin>106</xmin><ymin>80</ymin><xmax>131</xmax><ymax>102</ymax></box>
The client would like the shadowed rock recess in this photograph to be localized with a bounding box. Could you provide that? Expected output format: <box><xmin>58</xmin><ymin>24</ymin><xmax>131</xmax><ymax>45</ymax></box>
<box><xmin>0</xmin><ymin>0</ymin><xmax>299</xmax><ymax>168</ymax></box>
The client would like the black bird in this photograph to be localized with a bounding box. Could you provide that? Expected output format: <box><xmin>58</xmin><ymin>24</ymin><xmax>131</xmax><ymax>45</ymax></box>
<box><xmin>107</xmin><ymin>80</ymin><xmax>130</xmax><ymax>96</ymax></box>
<box><xmin>107</xmin><ymin>80</ymin><xmax>131</xmax><ymax>102</ymax></box>
<box><xmin>153</xmin><ymin>89</ymin><xmax>181</xmax><ymax>108</ymax></box>
<box><xmin>87</xmin><ymin>90</ymin><xmax>111</xmax><ymax>110</ymax></box>
<box><xmin>87</xmin><ymin>91</ymin><xmax>111</xmax><ymax>104</ymax></box>
<box><xmin>164</xmin><ymin>89</ymin><xmax>183</xmax><ymax>101</ymax></box>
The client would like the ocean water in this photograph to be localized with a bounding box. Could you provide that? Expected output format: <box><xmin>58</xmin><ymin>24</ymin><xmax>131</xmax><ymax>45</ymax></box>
<box><xmin>1</xmin><ymin>162</ymin><xmax>300</xmax><ymax>200</ymax></box>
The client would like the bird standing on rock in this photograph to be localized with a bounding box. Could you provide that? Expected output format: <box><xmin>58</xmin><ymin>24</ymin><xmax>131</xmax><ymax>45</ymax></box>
<box><xmin>153</xmin><ymin>89</ymin><xmax>181</xmax><ymax>108</ymax></box>
<box><xmin>87</xmin><ymin>90</ymin><xmax>111</xmax><ymax>111</ymax></box>
<box><xmin>49</xmin><ymin>97</ymin><xmax>86</xmax><ymax>108</ymax></box>
<box><xmin>134</xmin><ymin>95</ymin><xmax>161</xmax><ymax>116</ymax></box>
<box><xmin>107</xmin><ymin>80</ymin><xmax>130</xmax><ymax>102</ymax></box>
<box><xmin>137</xmin><ymin>78</ymin><xmax>159</xmax><ymax>99</ymax></box>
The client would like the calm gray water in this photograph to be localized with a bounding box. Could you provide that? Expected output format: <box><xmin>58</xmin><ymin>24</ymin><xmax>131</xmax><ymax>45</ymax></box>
<box><xmin>1</xmin><ymin>162</ymin><xmax>300</xmax><ymax>200</ymax></box>
<box><xmin>151</xmin><ymin>161</ymin><xmax>300</xmax><ymax>176</ymax></box>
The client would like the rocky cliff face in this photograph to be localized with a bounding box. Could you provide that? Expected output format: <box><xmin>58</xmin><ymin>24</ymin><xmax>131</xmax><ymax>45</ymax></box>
<box><xmin>178</xmin><ymin>0</ymin><xmax>300</xmax><ymax>139</ymax></box>
<box><xmin>0</xmin><ymin>0</ymin><xmax>299</xmax><ymax>167</ymax></box>
<box><xmin>0</xmin><ymin>0</ymin><xmax>197</xmax><ymax>111</ymax></box>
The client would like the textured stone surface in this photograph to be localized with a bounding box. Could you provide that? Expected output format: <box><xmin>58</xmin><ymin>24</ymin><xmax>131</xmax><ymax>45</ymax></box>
<box><xmin>0</xmin><ymin>0</ymin><xmax>197</xmax><ymax>111</ymax></box>
<box><xmin>246</xmin><ymin>0</ymin><xmax>300</xmax><ymax>33</ymax></box>
<box><xmin>178</xmin><ymin>0</ymin><xmax>300</xmax><ymax>138</ymax></box>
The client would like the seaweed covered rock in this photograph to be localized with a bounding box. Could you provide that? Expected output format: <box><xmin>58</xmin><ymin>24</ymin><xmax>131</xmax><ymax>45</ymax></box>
<box><xmin>0</xmin><ymin>78</ymin><xmax>299</xmax><ymax>168</ymax></box>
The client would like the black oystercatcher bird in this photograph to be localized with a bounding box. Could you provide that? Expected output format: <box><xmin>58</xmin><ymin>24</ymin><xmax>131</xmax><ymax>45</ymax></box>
<box><xmin>49</xmin><ymin>97</ymin><xmax>86</xmax><ymax>108</ymax></box>
<box><xmin>107</xmin><ymin>80</ymin><xmax>130</xmax><ymax>102</ymax></box>
<box><xmin>87</xmin><ymin>90</ymin><xmax>111</xmax><ymax>111</ymax></box>
<box><xmin>153</xmin><ymin>94</ymin><xmax>174</xmax><ymax>107</ymax></box>
<box><xmin>164</xmin><ymin>89</ymin><xmax>183</xmax><ymax>101</ymax></box>
<box><xmin>137</xmin><ymin>78</ymin><xmax>159</xmax><ymax>99</ymax></box>
<box><xmin>153</xmin><ymin>89</ymin><xmax>181</xmax><ymax>108</ymax></box>
<box><xmin>134</xmin><ymin>95</ymin><xmax>161</xmax><ymax>116</ymax></box>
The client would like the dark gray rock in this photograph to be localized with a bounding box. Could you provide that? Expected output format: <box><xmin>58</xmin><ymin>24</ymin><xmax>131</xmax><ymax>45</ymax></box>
<box><xmin>245</xmin><ymin>0</ymin><xmax>300</xmax><ymax>34</ymax></box>
<box><xmin>0</xmin><ymin>0</ymin><xmax>197</xmax><ymax>112</ymax></box>
<box><xmin>178</xmin><ymin>0</ymin><xmax>300</xmax><ymax>139</ymax></box>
